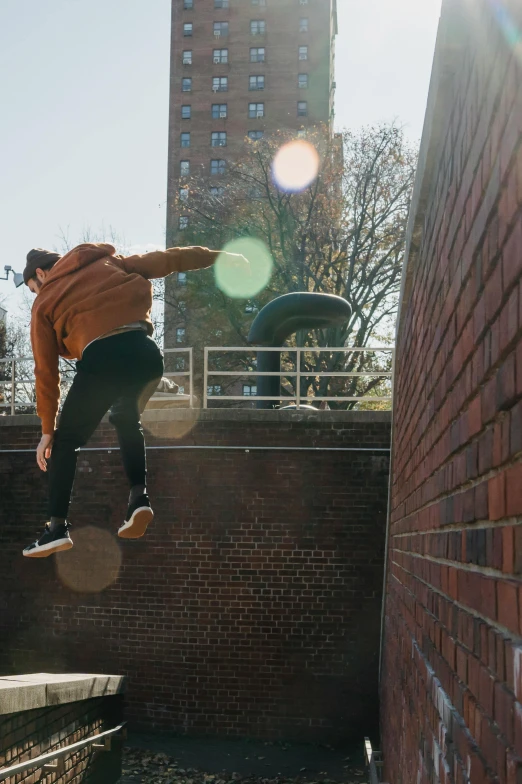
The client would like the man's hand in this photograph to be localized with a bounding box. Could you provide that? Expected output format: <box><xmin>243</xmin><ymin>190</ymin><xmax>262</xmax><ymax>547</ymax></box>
<box><xmin>36</xmin><ymin>434</ymin><xmax>54</xmax><ymax>472</ymax></box>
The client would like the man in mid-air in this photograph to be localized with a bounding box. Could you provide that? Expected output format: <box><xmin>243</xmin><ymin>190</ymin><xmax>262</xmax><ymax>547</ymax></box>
<box><xmin>21</xmin><ymin>242</ymin><xmax>237</xmax><ymax>557</ymax></box>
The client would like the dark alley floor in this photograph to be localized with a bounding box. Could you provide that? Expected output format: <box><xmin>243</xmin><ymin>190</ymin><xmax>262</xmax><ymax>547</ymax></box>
<box><xmin>120</xmin><ymin>735</ymin><xmax>369</xmax><ymax>783</ymax></box>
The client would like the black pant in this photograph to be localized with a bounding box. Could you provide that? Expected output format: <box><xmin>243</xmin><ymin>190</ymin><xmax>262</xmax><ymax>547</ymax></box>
<box><xmin>48</xmin><ymin>331</ymin><xmax>164</xmax><ymax>518</ymax></box>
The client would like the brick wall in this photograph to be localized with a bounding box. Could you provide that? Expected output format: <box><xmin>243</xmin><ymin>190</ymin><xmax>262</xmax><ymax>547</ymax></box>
<box><xmin>0</xmin><ymin>676</ymin><xmax>124</xmax><ymax>783</ymax></box>
<box><xmin>380</xmin><ymin>0</ymin><xmax>522</xmax><ymax>781</ymax></box>
<box><xmin>0</xmin><ymin>410</ymin><xmax>390</xmax><ymax>744</ymax></box>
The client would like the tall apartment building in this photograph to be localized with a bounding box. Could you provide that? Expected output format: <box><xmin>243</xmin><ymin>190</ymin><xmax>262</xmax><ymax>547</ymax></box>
<box><xmin>166</xmin><ymin>0</ymin><xmax>338</xmax><ymax>244</ymax></box>
<box><xmin>164</xmin><ymin>0</ymin><xmax>338</xmax><ymax>392</ymax></box>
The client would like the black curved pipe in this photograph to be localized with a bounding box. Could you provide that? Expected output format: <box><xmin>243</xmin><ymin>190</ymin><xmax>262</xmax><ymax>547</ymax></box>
<box><xmin>247</xmin><ymin>293</ymin><xmax>351</xmax><ymax>409</ymax></box>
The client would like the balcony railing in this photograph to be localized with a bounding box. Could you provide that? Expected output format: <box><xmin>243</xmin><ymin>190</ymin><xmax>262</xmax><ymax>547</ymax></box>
<box><xmin>0</xmin><ymin>348</ymin><xmax>194</xmax><ymax>415</ymax></box>
<box><xmin>204</xmin><ymin>346</ymin><xmax>394</xmax><ymax>409</ymax></box>
<box><xmin>0</xmin><ymin>345</ymin><xmax>394</xmax><ymax>415</ymax></box>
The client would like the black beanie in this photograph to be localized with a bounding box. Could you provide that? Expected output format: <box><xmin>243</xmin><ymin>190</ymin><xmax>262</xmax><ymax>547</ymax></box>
<box><xmin>23</xmin><ymin>248</ymin><xmax>62</xmax><ymax>285</ymax></box>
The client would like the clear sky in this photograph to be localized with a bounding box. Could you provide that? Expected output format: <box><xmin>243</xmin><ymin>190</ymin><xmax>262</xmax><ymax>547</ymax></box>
<box><xmin>0</xmin><ymin>0</ymin><xmax>442</xmax><ymax>316</ymax></box>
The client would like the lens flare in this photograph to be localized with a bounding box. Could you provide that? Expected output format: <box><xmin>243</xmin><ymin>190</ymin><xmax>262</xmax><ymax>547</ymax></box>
<box><xmin>272</xmin><ymin>140</ymin><xmax>320</xmax><ymax>193</ymax></box>
<box><xmin>143</xmin><ymin>408</ymin><xmax>201</xmax><ymax>439</ymax></box>
<box><xmin>215</xmin><ymin>237</ymin><xmax>273</xmax><ymax>298</ymax></box>
<box><xmin>55</xmin><ymin>526</ymin><xmax>122</xmax><ymax>593</ymax></box>
<box><xmin>487</xmin><ymin>0</ymin><xmax>522</xmax><ymax>63</ymax></box>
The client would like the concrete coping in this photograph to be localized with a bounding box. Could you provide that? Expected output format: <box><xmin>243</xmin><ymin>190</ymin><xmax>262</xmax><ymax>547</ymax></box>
<box><xmin>0</xmin><ymin>409</ymin><xmax>392</xmax><ymax>427</ymax></box>
<box><xmin>0</xmin><ymin>673</ymin><xmax>125</xmax><ymax>716</ymax></box>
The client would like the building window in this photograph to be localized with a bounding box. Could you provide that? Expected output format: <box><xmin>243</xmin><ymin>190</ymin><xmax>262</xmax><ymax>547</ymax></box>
<box><xmin>179</xmin><ymin>187</ymin><xmax>189</xmax><ymax>201</ymax></box>
<box><xmin>214</xmin><ymin>21</ymin><xmax>229</xmax><ymax>36</ymax></box>
<box><xmin>250</xmin><ymin>20</ymin><xmax>266</xmax><ymax>35</ymax></box>
<box><xmin>251</xmin><ymin>0</ymin><xmax>266</xmax><ymax>5</ymax></box>
<box><xmin>299</xmin><ymin>17</ymin><xmax>308</xmax><ymax>32</ymax></box>
<box><xmin>249</xmin><ymin>102</ymin><xmax>264</xmax><ymax>118</ymax></box>
<box><xmin>299</xmin><ymin>45</ymin><xmax>308</xmax><ymax>60</ymax></box>
<box><xmin>213</xmin><ymin>76</ymin><xmax>228</xmax><ymax>92</ymax></box>
<box><xmin>243</xmin><ymin>384</ymin><xmax>257</xmax><ymax>396</ymax></box>
<box><xmin>297</xmin><ymin>101</ymin><xmax>308</xmax><ymax>116</ymax></box>
<box><xmin>183</xmin><ymin>50</ymin><xmax>192</xmax><ymax>65</ymax></box>
<box><xmin>176</xmin><ymin>328</ymin><xmax>186</xmax><ymax>343</ymax></box>
<box><xmin>180</xmin><ymin>160</ymin><xmax>190</xmax><ymax>176</ymax></box>
<box><xmin>182</xmin><ymin>77</ymin><xmax>192</xmax><ymax>92</ymax></box>
<box><xmin>212</xmin><ymin>103</ymin><xmax>228</xmax><ymax>118</ymax></box>
<box><xmin>215</xmin><ymin>0</ymin><xmax>229</xmax><ymax>6</ymax></box>
<box><xmin>181</xmin><ymin>105</ymin><xmax>191</xmax><ymax>119</ymax></box>
<box><xmin>178</xmin><ymin>271</ymin><xmax>187</xmax><ymax>286</ymax></box>
<box><xmin>250</xmin><ymin>47</ymin><xmax>265</xmax><ymax>63</ymax></box>
<box><xmin>181</xmin><ymin>132</ymin><xmax>191</xmax><ymax>147</ymax></box>
<box><xmin>184</xmin><ymin>0</ymin><xmax>193</xmax><ymax>8</ymax></box>
<box><xmin>211</xmin><ymin>131</ymin><xmax>227</xmax><ymax>147</ymax></box>
<box><xmin>207</xmin><ymin>385</ymin><xmax>223</xmax><ymax>396</ymax></box>
<box><xmin>183</xmin><ymin>23</ymin><xmax>193</xmax><ymax>36</ymax></box>
<box><xmin>179</xmin><ymin>216</ymin><xmax>189</xmax><ymax>229</ymax></box>
<box><xmin>178</xmin><ymin>300</ymin><xmax>187</xmax><ymax>314</ymax></box>
<box><xmin>249</xmin><ymin>75</ymin><xmax>265</xmax><ymax>90</ymax></box>
<box><xmin>299</xmin><ymin>0</ymin><xmax>308</xmax><ymax>4</ymax></box>
<box><xmin>297</xmin><ymin>129</ymin><xmax>306</xmax><ymax>138</ymax></box>
<box><xmin>211</xmin><ymin>159</ymin><xmax>227</xmax><ymax>175</ymax></box>
<box><xmin>210</xmin><ymin>186</ymin><xmax>225</xmax><ymax>196</ymax></box>
<box><xmin>248</xmin><ymin>130</ymin><xmax>264</xmax><ymax>140</ymax></box>
<box><xmin>213</xmin><ymin>48</ymin><xmax>228</xmax><ymax>64</ymax></box>
<box><xmin>298</xmin><ymin>74</ymin><xmax>308</xmax><ymax>89</ymax></box>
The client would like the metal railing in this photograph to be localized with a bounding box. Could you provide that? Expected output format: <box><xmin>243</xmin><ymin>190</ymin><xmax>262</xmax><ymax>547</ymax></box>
<box><xmin>0</xmin><ymin>348</ymin><xmax>194</xmax><ymax>415</ymax></box>
<box><xmin>364</xmin><ymin>737</ymin><xmax>386</xmax><ymax>784</ymax></box>
<box><xmin>0</xmin><ymin>345</ymin><xmax>394</xmax><ymax>413</ymax></box>
<box><xmin>204</xmin><ymin>346</ymin><xmax>394</xmax><ymax>409</ymax></box>
<box><xmin>153</xmin><ymin>347</ymin><xmax>193</xmax><ymax>407</ymax></box>
<box><xmin>0</xmin><ymin>721</ymin><xmax>126</xmax><ymax>781</ymax></box>
<box><xmin>0</xmin><ymin>356</ymin><xmax>69</xmax><ymax>416</ymax></box>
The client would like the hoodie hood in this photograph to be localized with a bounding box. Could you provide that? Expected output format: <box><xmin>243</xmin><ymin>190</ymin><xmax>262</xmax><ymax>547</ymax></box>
<box><xmin>42</xmin><ymin>243</ymin><xmax>116</xmax><ymax>286</ymax></box>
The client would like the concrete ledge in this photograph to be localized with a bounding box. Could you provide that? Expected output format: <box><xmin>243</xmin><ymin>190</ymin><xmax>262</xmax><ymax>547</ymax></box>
<box><xmin>0</xmin><ymin>414</ymin><xmax>41</xmax><ymax>427</ymax></box>
<box><xmin>0</xmin><ymin>673</ymin><xmax>125</xmax><ymax>716</ymax></box>
<box><xmin>0</xmin><ymin>409</ymin><xmax>392</xmax><ymax>427</ymax></box>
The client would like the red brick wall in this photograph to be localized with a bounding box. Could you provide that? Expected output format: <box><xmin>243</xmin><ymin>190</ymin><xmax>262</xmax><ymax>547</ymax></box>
<box><xmin>0</xmin><ymin>695</ymin><xmax>123</xmax><ymax>783</ymax></box>
<box><xmin>381</xmin><ymin>0</ymin><xmax>522</xmax><ymax>781</ymax></box>
<box><xmin>0</xmin><ymin>411</ymin><xmax>390</xmax><ymax>743</ymax></box>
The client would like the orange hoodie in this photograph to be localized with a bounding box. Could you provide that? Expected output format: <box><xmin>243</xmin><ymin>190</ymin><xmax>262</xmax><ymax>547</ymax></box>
<box><xmin>30</xmin><ymin>242</ymin><xmax>219</xmax><ymax>434</ymax></box>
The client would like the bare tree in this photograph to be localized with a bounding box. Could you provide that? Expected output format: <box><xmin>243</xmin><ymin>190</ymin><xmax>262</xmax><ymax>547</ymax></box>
<box><xmin>168</xmin><ymin>122</ymin><xmax>417</xmax><ymax>408</ymax></box>
<box><xmin>0</xmin><ymin>308</ymin><xmax>39</xmax><ymax>414</ymax></box>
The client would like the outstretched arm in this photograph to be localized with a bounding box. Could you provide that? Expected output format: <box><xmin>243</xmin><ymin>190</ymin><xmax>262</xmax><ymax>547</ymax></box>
<box><xmin>116</xmin><ymin>246</ymin><xmax>220</xmax><ymax>279</ymax></box>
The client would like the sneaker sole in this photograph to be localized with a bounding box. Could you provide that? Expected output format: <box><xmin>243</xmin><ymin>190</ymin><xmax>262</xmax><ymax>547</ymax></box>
<box><xmin>23</xmin><ymin>539</ymin><xmax>74</xmax><ymax>558</ymax></box>
<box><xmin>118</xmin><ymin>507</ymin><xmax>154</xmax><ymax>539</ymax></box>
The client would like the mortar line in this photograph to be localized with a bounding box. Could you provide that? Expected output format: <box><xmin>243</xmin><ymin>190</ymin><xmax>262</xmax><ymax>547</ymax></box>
<box><xmin>0</xmin><ymin>445</ymin><xmax>391</xmax><ymax>454</ymax></box>
<box><xmin>393</xmin><ymin>547</ymin><xmax>522</xmax><ymax>582</ymax></box>
<box><xmin>390</xmin><ymin>452</ymin><xmax>522</xmax><ymax>530</ymax></box>
<box><xmin>393</xmin><ymin>518</ymin><xmax>522</xmax><ymax>537</ymax></box>
<box><xmin>390</xmin><ymin>561</ymin><xmax>522</xmax><ymax>644</ymax></box>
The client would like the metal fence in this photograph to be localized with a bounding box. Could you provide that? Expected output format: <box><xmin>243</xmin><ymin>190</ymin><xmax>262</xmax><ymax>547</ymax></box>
<box><xmin>204</xmin><ymin>346</ymin><xmax>394</xmax><ymax>409</ymax></box>
<box><xmin>0</xmin><ymin>348</ymin><xmax>194</xmax><ymax>415</ymax></box>
<box><xmin>160</xmin><ymin>347</ymin><xmax>194</xmax><ymax>407</ymax></box>
<box><xmin>0</xmin><ymin>345</ymin><xmax>394</xmax><ymax>414</ymax></box>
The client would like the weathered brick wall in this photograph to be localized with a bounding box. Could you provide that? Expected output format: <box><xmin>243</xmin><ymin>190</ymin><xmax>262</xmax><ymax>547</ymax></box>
<box><xmin>0</xmin><ymin>410</ymin><xmax>390</xmax><ymax>743</ymax></box>
<box><xmin>381</xmin><ymin>0</ymin><xmax>522</xmax><ymax>781</ymax></box>
<box><xmin>0</xmin><ymin>680</ymin><xmax>123</xmax><ymax>783</ymax></box>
